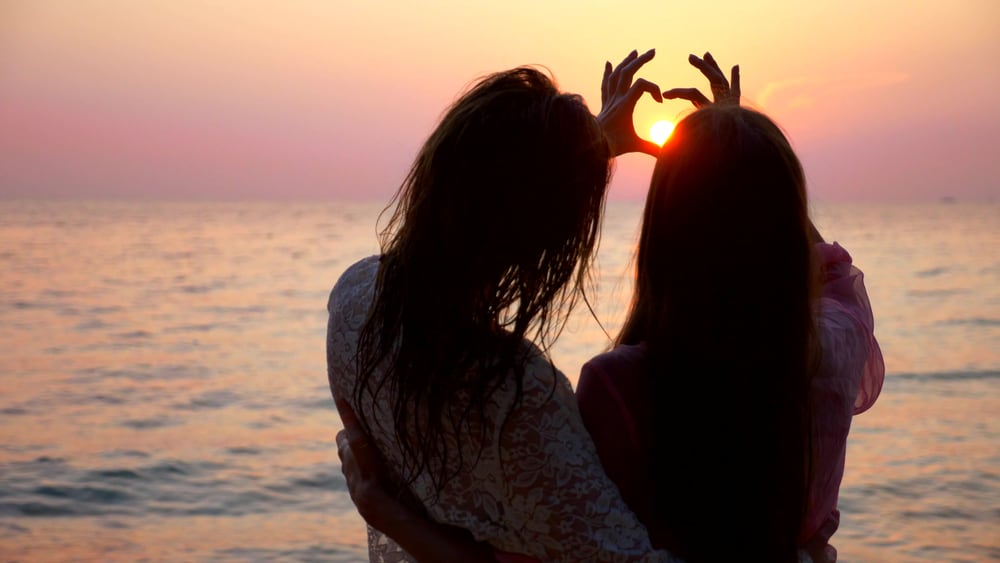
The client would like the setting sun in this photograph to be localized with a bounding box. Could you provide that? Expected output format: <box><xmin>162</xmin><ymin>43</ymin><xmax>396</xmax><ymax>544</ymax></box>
<box><xmin>650</xmin><ymin>120</ymin><xmax>675</xmax><ymax>146</ymax></box>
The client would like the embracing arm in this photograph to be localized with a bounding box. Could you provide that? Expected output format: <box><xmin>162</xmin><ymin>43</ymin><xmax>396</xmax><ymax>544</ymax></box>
<box><xmin>336</xmin><ymin>397</ymin><xmax>498</xmax><ymax>563</ymax></box>
<box><xmin>336</xmin><ymin>366</ymin><xmax>678</xmax><ymax>562</ymax></box>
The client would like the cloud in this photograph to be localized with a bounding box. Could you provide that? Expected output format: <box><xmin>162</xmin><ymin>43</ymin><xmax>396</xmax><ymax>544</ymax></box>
<box><xmin>757</xmin><ymin>71</ymin><xmax>910</xmax><ymax>111</ymax></box>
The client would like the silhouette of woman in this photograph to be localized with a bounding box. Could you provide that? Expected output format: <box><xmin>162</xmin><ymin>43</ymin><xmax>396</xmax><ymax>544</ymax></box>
<box><xmin>328</xmin><ymin>50</ymin><xmax>681</xmax><ymax>561</ymax></box>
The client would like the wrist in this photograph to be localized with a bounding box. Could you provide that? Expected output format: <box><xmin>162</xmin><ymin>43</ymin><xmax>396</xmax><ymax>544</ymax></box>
<box><xmin>595</xmin><ymin>115</ymin><xmax>618</xmax><ymax>158</ymax></box>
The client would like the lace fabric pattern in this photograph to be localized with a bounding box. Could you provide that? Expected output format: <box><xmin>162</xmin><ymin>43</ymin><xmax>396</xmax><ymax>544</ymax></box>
<box><xmin>327</xmin><ymin>256</ymin><xmax>680</xmax><ymax>562</ymax></box>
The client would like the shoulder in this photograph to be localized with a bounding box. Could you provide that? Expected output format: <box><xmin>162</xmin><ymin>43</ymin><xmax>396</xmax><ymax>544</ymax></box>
<box><xmin>579</xmin><ymin>343</ymin><xmax>647</xmax><ymax>394</ymax></box>
<box><xmin>584</xmin><ymin>343</ymin><xmax>647</xmax><ymax>374</ymax></box>
<box><xmin>328</xmin><ymin>255</ymin><xmax>380</xmax><ymax>315</ymax></box>
<box><xmin>326</xmin><ymin>255</ymin><xmax>381</xmax><ymax>378</ymax></box>
<box><xmin>516</xmin><ymin>340</ymin><xmax>577</xmax><ymax>409</ymax></box>
<box><xmin>577</xmin><ymin>344</ymin><xmax>649</xmax><ymax>429</ymax></box>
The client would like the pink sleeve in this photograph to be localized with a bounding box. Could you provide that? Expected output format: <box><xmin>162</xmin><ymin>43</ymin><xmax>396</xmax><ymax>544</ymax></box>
<box><xmin>817</xmin><ymin>242</ymin><xmax>885</xmax><ymax>413</ymax></box>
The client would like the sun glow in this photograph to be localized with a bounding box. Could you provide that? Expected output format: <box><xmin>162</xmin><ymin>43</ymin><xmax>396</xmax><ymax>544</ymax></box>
<box><xmin>650</xmin><ymin>120</ymin><xmax>675</xmax><ymax>146</ymax></box>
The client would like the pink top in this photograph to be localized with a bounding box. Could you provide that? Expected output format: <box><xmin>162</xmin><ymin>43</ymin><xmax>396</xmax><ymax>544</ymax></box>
<box><xmin>576</xmin><ymin>242</ymin><xmax>885</xmax><ymax>561</ymax></box>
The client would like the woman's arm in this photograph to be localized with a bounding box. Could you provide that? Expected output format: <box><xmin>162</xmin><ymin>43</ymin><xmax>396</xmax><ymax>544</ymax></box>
<box><xmin>337</xmin><ymin>359</ymin><xmax>676</xmax><ymax>561</ymax></box>
<box><xmin>336</xmin><ymin>397</ymin><xmax>498</xmax><ymax>562</ymax></box>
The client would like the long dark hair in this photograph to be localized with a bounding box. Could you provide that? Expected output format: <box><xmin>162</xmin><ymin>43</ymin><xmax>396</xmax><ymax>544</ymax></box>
<box><xmin>618</xmin><ymin>106</ymin><xmax>818</xmax><ymax>562</ymax></box>
<box><xmin>355</xmin><ymin>68</ymin><xmax>610</xmax><ymax>494</ymax></box>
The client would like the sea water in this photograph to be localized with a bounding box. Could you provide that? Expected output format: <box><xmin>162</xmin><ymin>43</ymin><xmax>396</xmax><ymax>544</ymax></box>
<box><xmin>0</xmin><ymin>200</ymin><xmax>997</xmax><ymax>562</ymax></box>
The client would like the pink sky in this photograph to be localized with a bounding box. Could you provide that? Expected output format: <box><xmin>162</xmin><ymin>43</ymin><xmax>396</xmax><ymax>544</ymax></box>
<box><xmin>1</xmin><ymin>1</ymin><xmax>998</xmax><ymax>202</ymax></box>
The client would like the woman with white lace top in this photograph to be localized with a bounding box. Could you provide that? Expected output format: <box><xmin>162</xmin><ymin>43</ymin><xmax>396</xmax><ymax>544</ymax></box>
<box><xmin>327</xmin><ymin>50</ymin><xmax>682</xmax><ymax>562</ymax></box>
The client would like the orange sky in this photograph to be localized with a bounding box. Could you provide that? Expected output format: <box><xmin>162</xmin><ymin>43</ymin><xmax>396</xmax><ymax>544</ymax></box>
<box><xmin>1</xmin><ymin>1</ymin><xmax>997</xmax><ymax>202</ymax></box>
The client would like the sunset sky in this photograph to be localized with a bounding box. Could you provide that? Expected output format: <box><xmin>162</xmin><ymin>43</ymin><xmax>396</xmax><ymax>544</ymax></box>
<box><xmin>1</xmin><ymin>1</ymin><xmax>997</xmax><ymax>202</ymax></box>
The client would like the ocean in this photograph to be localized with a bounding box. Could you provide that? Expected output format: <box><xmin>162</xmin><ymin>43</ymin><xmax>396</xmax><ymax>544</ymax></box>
<box><xmin>0</xmin><ymin>200</ymin><xmax>997</xmax><ymax>562</ymax></box>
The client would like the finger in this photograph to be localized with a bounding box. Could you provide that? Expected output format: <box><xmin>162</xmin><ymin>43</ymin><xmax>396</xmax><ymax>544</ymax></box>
<box><xmin>609</xmin><ymin>49</ymin><xmax>638</xmax><ymax>96</ymax></box>
<box><xmin>699</xmin><ymin>52</ymin><xmax>731</xmax><ymax>102</ymax></box>
<box><xmin>344</xmin><ymin>421</ymin><xmax>370</xmax><ymax>453</ymax></box>
<box><xmin>688</xmin><ymin>54</ymin><xmax>728</xmax><ymax>89</ymax></box>
<box><xmin>335</xmin><ymin>397</ymin><xmax>374</xmax><ymax>457</ymax></box>
<box><xmin>616</xmin><ymin>49</ymin><xmax>639</xmax><ymax>70</ymax></box>
<box><xmin>337</xmin><ymin>434</ymin><xmax>363</xmax><ymax>496</ymax></box>
<box><xmin>662</xmin><ymin>87</ymin><xmax>711</xmax><ymax>108</ymax></box>
<box><xmin>335</xmin><ymin>396</ymin><xmax>367</xmax><ymax>445</ymax></box>
<box><xmin>336</xmin><ymin>430</ymin><xmax>347</xmax><ymax>462</ymax></box>
<box><xmin>687</xmin><ymin>53</ymin><xmax>717</xmax><ymax>77</ymax></box>
<box><xmin>338</xmin><ymin>440</ymin><xmax>352</xmax><ymax>474</ymax></box>
<box><xmin>731</xmin><ymin>65</ymin><xmax>741</xmax><ymax>100</ymax></box>
<box><xmin>601</xmin><ymin>61</ymin><xmax>612</xmax><ymax>105</ymax></box>
<box><xmin>340</xmin><ymin>422</ymin><xmax>382</xmax><ymax>478</ymax></box>
<box><xmin>625</xmin><ymin>78</ymin><xmax>663</xmax><ymax>108</ymax></box>
<box><xmin>616</xmin><ymin>48</ymin><xmax>655</xmax><ymax>95</ymax></box>
<box><xmin>703</xmin><ymin>52</ymin><xmax>724</xmax><ymax>75</ymax></box>
<box><xmin>334</xmin><ymin>395</ymin><xmax>360</xmax><ymax>428</ymax></box>
<box><xmin>338</xmin><ymin>441</ymin><xmax>362</xmax><ymax>497</ymax></box>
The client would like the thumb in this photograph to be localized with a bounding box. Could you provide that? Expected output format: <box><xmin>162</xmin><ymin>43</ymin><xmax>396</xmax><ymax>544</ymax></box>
<box><xmin>638</xmin><ymin>139</ymin><xmax>662</xmax><ymax>157</ymax></box>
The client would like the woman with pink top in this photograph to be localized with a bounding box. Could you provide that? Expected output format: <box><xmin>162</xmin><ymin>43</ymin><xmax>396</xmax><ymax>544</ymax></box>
<box><xmin>575</xmin><ymin>100</ymin><xmax>884</xmax><ymax>562</ymax></box>
<box><xmin>336</xmin><ymin>53</ymin><xmax>884</xmax><ymax>562</ymax></box>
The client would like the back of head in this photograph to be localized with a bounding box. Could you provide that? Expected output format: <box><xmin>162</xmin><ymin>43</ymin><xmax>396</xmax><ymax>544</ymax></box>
<box><xmin>620</xmin><ymin>106</ymin><xmax>817</xmax><ymax>562</ymax></box>
<box><xmin>386</xmin><ymin>68</ymin><xmax>610</xmax><ymax>322</ymax></box>
<box><xmin>357</xmin><ymin>67</ymin><xmax>611</xmax><ymax>491</ymax></box>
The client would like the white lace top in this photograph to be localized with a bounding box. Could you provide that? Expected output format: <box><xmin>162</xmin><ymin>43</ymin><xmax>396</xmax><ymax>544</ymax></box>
<box><xmin>327</xmin><ymin>256</ymin><xmax>681</xmax><ymax>562</ymax></box>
